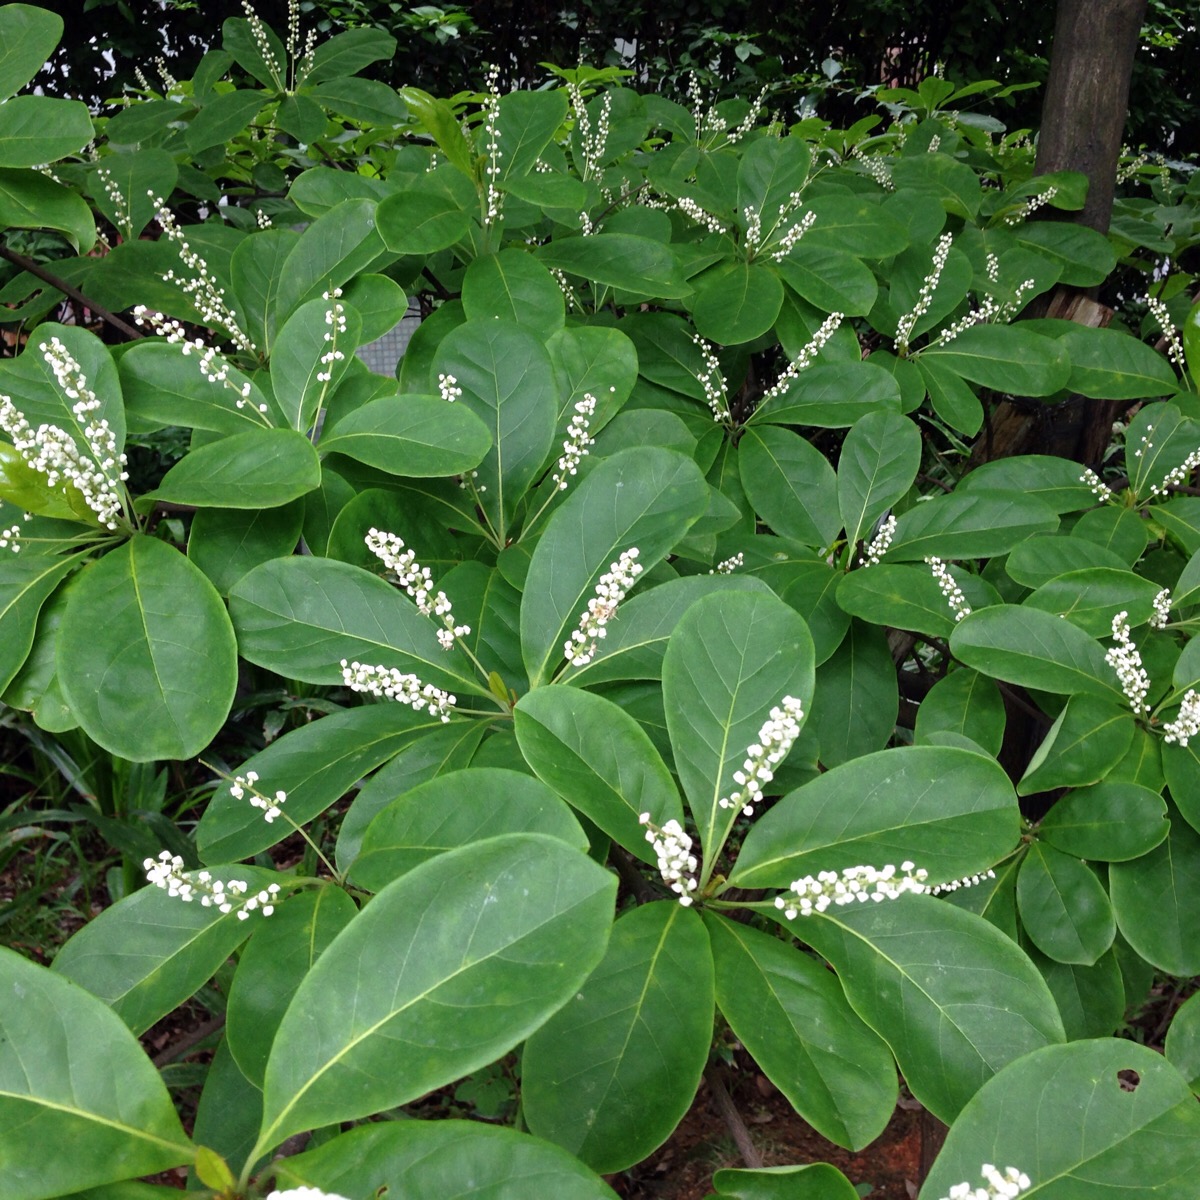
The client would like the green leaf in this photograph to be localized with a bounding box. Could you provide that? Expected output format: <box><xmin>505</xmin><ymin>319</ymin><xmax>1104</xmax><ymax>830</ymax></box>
<box><xmin>773</xmin><ymin>247</ymin><xmax>878</xmax><ymax>317</ymax></box>
<box><xmin>917</xmin><ymin>355</ymin><xmax>983</xmax><ymax>436</ymax></box>
<box><xmin>914</xmin><ymin>669</ymin><xmax>1006</xmax><ymax>756</ymax></box>
<box><xmin>1018</xmin><ymin>695</ymin><xmax>1134</xmax><ymax>794</ymax></box>
<box><xmin>1057</xmin><ymin>326</ymin><xmax>1177</xmax><ymax>399</ymax></box>
<box><xmin>225</xmin><ymin>887</ymin><xmax>358</xmax><ymax>1087</ymax></box>
<box><xmin>51</xmin><ymin>866</ymin><xmax>274</xmax><ymax>1035</ymax></box>
<box><xmin>1006</xmin><ymin>534</ymin><xmax>1128</xmax><ymax>588</ymax></box>
<box><xmin>520</xmin><ymin>447</ymin><xmax>709</xmax><ymax>687</ymax></box>
<box><xmin>750</xmin><ymin>361</ymin><xmax>901</xmax><ymax>428</ymax></box>
<box><xmin>191</xmin><ymin>1041</ymin><xmax>263</xmax><ymax>1189</ymax></box>
<box><xmin>1164</xmin><ymin>990</ymin><xmax>1200</xmax><ymax>1092</ymax></box>
<box><xmin>920</xmin><ymin>325</ymin><xmax>1071</xmax><ymax>396</ymax></box>
<box><xmin>222</xmin><ymin>16</ymin><xmax>284</xmax><ymax>88</ymax></box>
<box><xmin>320</xmin><ymin>393</ymin><xmax>492</xmax><ymax>477</ymax></box>
<box><xmin>272</xmin><ymin>295</ymin><xmax>362</xmax><ymax>433</ymax></box>
<box><xmin>349</xmin><ymin>767</ymin><xmax>587</xmax><ymax>892</ymax></box>
<box><xmin>256</xmin><ymin>834</ymin><xmax>616</xmax><ymax>1152</ymax></box>
<box><xmin>400</xmin><ymin>87</ymin><xmax>474</xmax><ymax>177</ymax></box>
<box><xmin>376</xmin><ymin>189</ymin><xmax>472</xmax><ymax>254</ymax></box>
<box><xmin>0</xmin><ymin>166</ymin><xmax>95</xmax><ymax>251</ymax></box>
<box><xmin>228</xmin><ymin>555</ymin><xmax>484</xmax><ymax>695</ymax></box>
<box><xmin>733</xmin><ymin>744</ymin><xmax>1018</xmax><ymax>889</ymax></box>
<box><xmin>0</xmin><ymin>5</ymin><xmax>62</xmax><ymax>101</ymax></box>
<box><xmin>433</xmin><ymin>318</ymin><xmax>558</xmax><ymax>541</ymax></box>
<box><xmin>692</xmin><ymin>262</ymin><xmax>784</xmax><ymax>345</ymax></box>
<box><xmin>198</xmin><ymin>704</ymin><xmax>452</xmax><ymax>864</ymax></box>
<box><xmin>89</xmin><ymin>150</ymin><xmax>178</xmax><ymax>242</ymax></box>
<box><xmin>950</xmin><ymin>604</ymin><xmax>1122</xmax><ymax>701</ymax></box>
<box><xmin>891</xmin><ymin>152</ymin><xmax>982</xmax><ymax>219</ymax></box>
<box><xmin>140</xmin><ymin>428</ymin><xmax>321</xmax><ymax>510</ymax></box>
<box><xmin>523</xmin><ymin>902</ymin><xmax>713</xmax><ymax>1172</ymax></box>
<box><xmin>1014</xmin><ymin>221</ymin><xmax>1118</xmax><ymax>287</ymax></box>
<box><xmin>662</xmin><ymin>590</ymin><xmax>814</xmax><ymax>873</ymax></box>
<box><xmin>1022</xmin><ymin>567</ymin><xmax>1162</xmax><ymax>638</ymax></box>
<box><xmin>738</xmin><ymin>426</ymin><xmax>841</xmax><ymax>549</ymax></box>
<box><xmin>706</xmin><ymin>915</ymin><xmax>895</xmax><ymax>1151</ymax></box>
<box><xmin>837</xmin><ymin>410</ymin><xmax>920</xmax><ymax>548</ymax></box>
<box><xmin>1032</xmin><ymin>947</ymin><xmax>1126</xmax><ymax>1042</ymax></box>
<box><xmin>712</xmin><ymin>1163</ymin><xmax>859</xmax><ymax>1200</ymax></box>
<box><xmin>536</xmin><ymin>234</ymin><xmax>691</xmax><ymax>300</ymax></box>
<box><xmin>57</xmin><ymin>536</ymin><xmax>237</xmax><ymax>761</ymax></box>
<box><xmin>797</xmin><ymin>897</ymin><xmax>1064</xmax><ymax>1124</ymax></box>
<box><xmin>0</xmin><ymin>96</ymin><xmax>92</xmax><ymax>167</ymax></box>
<box><xmin>546</xmin><ymin>325</ymin><xmax>638</xmax><ymax>430</ymax></box>
<box><xmin>802</xmin><ymin>194</ymin><xmax>909</xmax><ymax>257</ymax></box>
<box><xmin>887</xmin><ymin>489</ymin><xmax>1058</xmax><ymax>561</ymax></box>
<box><xmin>304</xmin><ymin>26</ymin><xmax>397</xmax><ymax>83</ymax></box>
<box><xmin>0</xmin><ymin>553</ymin><xmax>76</xmax><ymax>693</ymax></box>
<box><xmin>0</xmin><ymin>947</ymin><xmax>193</xmax><ymax>1200</ymax></box>
<box><xmin>1038</xmin><ymin>781</ymin><xmax>1168</xmax><ymax>861</ymax></box>
<box><xmin>462</xmin><ymin>249</ymin><xmax>565</xmax><ymax>336</ymax></box>
<box><xmin>276</xmin><ymin>94</ymin><xmax>329</xmax><ymax>144</ymax></box>
<box><xmin>920</xmin><ymin>1040</ymin><xmax>1200</xmax><ymax>1199</ymax></box>
<box><xmin>494</xmin><ymin>89</ymin><xmax>569</xmax><ymax>179</ymax></box>
<box><xmin>514</xmin><ymin>685</ymin><xmax>682</xmax><ymax>864</ymax></box>
<box><xmin>229</xmin><ymin>226</ymin><xmax>300</xmax><ymax>353</ymax></box>
<box><xmin>1018</xmin><ymin>842</ymin><xmax>1115</xmax><ymax>965</ymax></box>
<box><xmin>960</xmin><ymin>455</ymin><xmax>1095</xmax><ymax>515</ymax></box>
<box><xmin>185</xmin><ymin>88</ymin><xmax>266</xmax><ymax>153</ymax></box>
<box><xmin>808</xmin><ymin>619</ymin><xmax>897</xmax><ymax>766</ymax></box>
<box><xmin>187</xmin><ymin>502</ymin><xmax>305</xmax><ymax>596</ymax></box>
<box><xmin>272</xmin><ymin>1121</ymin><xmax>618</xmax><ymax>1199</ymax></box>
<box><xmin>1110</xmin><ymin>802</ymin><xmax>1200</xmax><ymax>975</ymax></box>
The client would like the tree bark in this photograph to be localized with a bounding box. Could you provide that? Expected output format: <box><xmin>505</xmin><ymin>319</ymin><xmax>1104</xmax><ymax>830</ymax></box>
<box><xmin>1034</xmin><ymin>0</ymin><xmax>1147</xmax><ymax>235</ymax></box>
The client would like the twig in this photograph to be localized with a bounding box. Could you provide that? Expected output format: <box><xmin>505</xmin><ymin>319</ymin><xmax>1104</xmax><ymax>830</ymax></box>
<box><xmin>0</xmin><ymin>244</ymin><xmax>143</xmax><ymax>341</ymax></box>
<box><xmin>704</xmin><ymin>1065</ymin><xmax>763</xmax><ymax>1169</ymax></box>
<box><xmin>152</xmin><ymin>1012</ymin><xmax>225</xmax><ymax>1066</ymax></box>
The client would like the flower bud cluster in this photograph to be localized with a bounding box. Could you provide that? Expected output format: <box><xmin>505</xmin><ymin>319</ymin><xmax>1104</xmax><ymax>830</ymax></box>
<box><xmin>481</xmin><ymin>64</ymin><xmax>504</xmax><ymax>224</ymax></box>
<box><xmin>639</xmin><ymin>813</ymin><xmax>699</xmax><ymax>906</ymax></box>
<box><xmin>229</xmin><ymin>770</ymin><xmax>287</xmax><ymax>823</ymax></box>
<box><xmin>1164</xmin><ymin>689</ymin><xmax>1200</xmax><ymax>746</ymax></box>
<box><xmin>850</xmin><ymin>144</ymin><xmax>894</xmax><ymax>190</ymax></box>
<box><xmin>896</xmin><ymin>232</ymin><xmax>953</xmax><ymax>350</ymax></box>
<box><xmin>365</xmin><ymin>527</ymin><xmax>470</xmax><ymax>649</ymax></box>
<box><xmin>0</xmin><ymin>520</ymin><xmax>23</xmax><ymax>553</ymax></box>
<box><xmin>1147</xmin><ymin>294</ymin><xmax>1186</xmax><ymax>371</ymax></box>
<box><xmin>1004</xmin><ymin>185</ymin><xmax>1058</xmax><ymax>226</ymax></box>
<box><xmin>937</xmin><ymin>1164</ymin><xmax>1031</xmax><ymax>1200</ymax></box>
<box><xmin>711</xmin><ymin>552</ymin><xmax>744</xmax><ymax>575</ymax></box>
<box><xmin>930</xmin><ymin>276</ymin><xmax>1035</xmax><ymax>348</ymax></box>
<box><xmin>563</xmin><ymin>547</ymin><xmax>642</xmax><ymax>666</ymax></box>
<box><xmin>267</xmin><ymin>1189</ymin><xmax>352</xmax><ymax>1200</ymax></box>
<box><xmin>143</xmin><ymin>850</ymin><xmax>280</xmax><ymax>919</ymax></box>
<box><xmin>149</xmin><ymin>193</ymin><xmax>257</xmax><ymax>354</ymax></box>
<box><xmin>859</xmin><ymin>514</ymin><xmax>897</xmax><ymax>567</ymax></box>
<box><xmin>95</xmin><ymin>167</ymin><xmax>130</xmax><ymax>228</ymax></box>
<box><xmin>340</xmin><ymin>659</ymin><xmax>456</xmax><ymax>721</ymax></box>
<box><xmin>726</xmin><ymin>87</ymin><xmax>769</xmax><ymax>144</ymax></box>
<box><xmin>1149</xmin><ymin>447</ymin><xmax>1200</xmax><ymax>498</ymax></box>
<box><xmin>926</xmin><ymin>556</ymin><xmax>971</xmax><ymax>621</ymax></box>
<box><xmin>1150</xmin><ymin>587</ymin><xmax>1172</xmax><ymax>630</ymax></box>
<box><xmin>242</xmin><ymin>0</ymin><xmax>284</xmax><ymax>85</ymax></box>
<box><xmin>775</xmin><ymin>862</ymin><xmax>931</xmax><ymax>918</ymax></box>
<box><xmin>315</xmin><ymin>287</ymin><xmax>347</xmax><ymax>384</ymax></box>
<box><xmin>692</xmin><ymin>334</ymin><xmax>732</xmax><ymax>422</ymax></box>
<box><xmin>0</xmin><ymin>340</ymin><xmax>130</xmax><ymax>530</ymax></box>
<box><xmin>1106</xmin><ymin>611</ymin><xmax>1150</xmax><ymax>713</ymax></box>
<box><xmin>1080</xmin><ymin>467</ymin><xmax>1114</xmax><ymax>504</ymax></box>
<box><xmin>552</xmin><ymin>393</ymin><xmax>597</xmax><ymax>490</ymax></box>
<box><xmin>437</xmin><ymin>372</ymin><xmax>462</xmax><ymax>402</ymax></box>
<box><xmin>676</xmin><ymin>196</ymin><xmax>728</xmax><ymax>236</ymax></box>
<box><xmin>771</xmin><ymin>207</ymin><xmax>816</xmax><ymax>261</ymax></box>
<box><xmin>760</xmin><ymin>312</ymin><xmax>844</xmax><ymax>405</ymax></box>
<box><xmin>719</xmin><ymin>696</ymin><xmax>805</xmax><ymax>817</ymax></box>
<box><xmin>256</xmin><ymin>208</ymin><xmax>273</xmax><ymax>229</ymax></box>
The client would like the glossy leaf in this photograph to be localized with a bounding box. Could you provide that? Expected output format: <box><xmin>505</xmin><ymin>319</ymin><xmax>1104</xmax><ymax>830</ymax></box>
<box><xmin>837</xmin><ymin>410</ymin><xmax>921</xmax><ymax>548</ymax></box>
<box><xmin>1017</xmin><ymin>842</ymin><xmax>1115</xmax><ymax>965</ymax></box>
<box><xmin>0</xmin><ymin>4</ymin><xmax>62</xmax><ymax>101</ymax></box>
<box><xmin>1017</xmin><ymin>695</ymin><xmax>1134</xmax><ymax>795</ymax></box>
<box><xmin>808</xmin><ymin>619</ymin><xmax>897</xmax><ymax>766</ymax></box>
<box><xmin>692</xmin><ymin>262</ymin><xmax>784</xmax><ymax>345</ymax></box>
<box><xmin>0</xmin><ymin>552</ymin><xmax>77</xmax><ymax>693</ymax></box>
<box><xmin>913</xmin><ymin>669</ymin><xmax>1005</xmax><ymax>756</ymax></box>
<box><xmin>706</xmin><ymin>915</ymin><xmax>895</xmax><ymax>1150</ymax></box>
<box><xmin>712</xmin><ymin>1163</ymin><xmax>859</xmax><ymax>1200</ymax></box>
<box><xmin>738</xmin><ymin>425</ymin><xmax>841</xmax><ymax>549</ymax></box>
<box><xmin>1058</xmin><ymin>326</ymin><xmax>1178</xmax><ymax>399</ymax></box>
<box><xmin>523</xmin><ymin>902</ymin><xmax>713</xmax><ymax>1172</ymax></box>
<box><xmin>1037</xmin><ymin>781</ymin><xmax>1168</xmax><ymax>862</ymax></box>
<box><xmin>920</xmin><ymin>324</ymin><xmax>1070</xmax><ymax>395</ymax></box>
<box><xmin>57</xmin><ymin>536</ymin><xmax>238</xmax><ymax>761</ymax></box>
<box><xmin>1164</xmin><ymin>991</ymin><xmax>1200</xmax><ymax>1092</ymax></box>
<box><xmin>462</xmin><ymin>249</ymin><xmax>565</xmax><ymax>335</ymax></box>
<box><xmin>536</xmin><ymin>233</ymin><xmax>691</xmax><ymax>299</ymax></box>
<box><xmin>0</xmin><ymin>947</ymin><xmax>193</xmax><ymax>1200</ymax></box>
<box><xmin>1022</xmin><ymin>567</ymin><xmax>1162</xmax><ymax>638</ymax></box>
<box><xmin>272</xmin><ymin>295</ymin><xmax>362</xmax><ymax>433</ymax></box>
<box><xmin>187</xmin><ymin>502</ymin><xmax>304</xmax><ymax>596</ymax></box>
<box><xmin>886</xmin><ymin>489</ymin><xmax>1058</xmax><ymax>561</ymax></box>
<box><xmin>256</xmin><ymin>834</ymin><xmax>616</xmax><ymax>1151</ymax></box>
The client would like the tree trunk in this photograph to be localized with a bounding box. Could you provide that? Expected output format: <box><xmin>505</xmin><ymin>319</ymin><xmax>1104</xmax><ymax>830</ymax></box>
<box><xmin>1034</xmin><ymin>0</ymin><xmax>1147</xmax><ymax>235</ymax></box>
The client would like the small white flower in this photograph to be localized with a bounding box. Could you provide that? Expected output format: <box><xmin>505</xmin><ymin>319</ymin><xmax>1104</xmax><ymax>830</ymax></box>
<box><xmin>859</xmin><ymin>513</ymin><xmax>896</xmax><ymax>567</ymax></box>
<box><xmin>437</xmin><ymin>372</ymin><xmax>462</xmax><ymax>402</ymax></box>
<box><xmin>1080</xmin><ymin>467</ymin><xmax>1114</xmax><ymax>504</ymax></box>
<box><xmin>563</xmin><ymin>548</ymin><xmax>642</xmax><ymax>667</ymax></box>
<box><xmin>640</xmin><ymin>813</ymin><xmax>699</xmax><ymax>905</ymax></box>
<box><xmin>896</xmin><ymin>232</ymin><xmax>953</xmax><ymax>351</ymax></box>
<box><xmin>1149</xmin><ymin>447</ymin><xmax>1200</xmax><ymax>498</ymax></box>
<box><xmin>230</xmin><ymin>771</ymin><xmax>287</xmax><ymax>822</ymax></box>
<box><xmin>1106</xmin><ymin>611</ymin><xmax>1151</xmax><ymax>713</ymax></box>
<box><xmin>760</xmin><ymin>312</ymin><xmax>843</xmax><ymax>405</ymax></box>
<box><xmin>143</xmin><ymin>850</ymin><xmax>279</xmax><ymax>917</ymax></box>
<box><xmin>1150</xmin><ymin>587</ymin><xmax>1172</xmax><ymax>630</ymax></box>
<box><xmin>552</xmin><ymin>393</ymin><xmax>597</xmax><ymax>490</ymax></box>
<box><xmin>268</xmin><ymin>1187</ymin><xmax>352</xmax><ymax>1200</ymax></box>
<box><xmin>718</xmin><ymin>696</ymin><xmax>805</xmax><ymax>817</ymax></box>
<box><xmin>710</xmin><ymin>552</ymin><xmax>744</xmax><ymax>575</ymax></box>
<box><xmin>692</xmin><ymin>334</ymin><xmax>731</xmax><ymax>422</ymax></box>
<box><xmin>936</xmin><ymin>1165</ymin><xmax>1031</xmax><ymax>1200</ymax></box>
<box><xmin>365</xmin><ymin>527</ymin><xmax>469</xmax><ymax>649</ymax></box>
<box><xmin>1163</xmin><ymin>689</ymin><xmax>1200</xmax><ymax>746</ymax></box>
<box><xmin>926</xmin><ymin>556</ymin><xmax>971</xmax><ymax>621</ymax></box>
<box><xmin>341</xmin><ymin>659</ymin><xmax>456</xmax><ymax>721</ymax></box>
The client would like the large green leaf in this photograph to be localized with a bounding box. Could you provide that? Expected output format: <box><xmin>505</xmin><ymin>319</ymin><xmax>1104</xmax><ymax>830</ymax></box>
<box><xmin>0</xmin><ymin>4</ymin><xmax>62</xmax><ymax>101</ymax></box>
<box><xmin>432</xmin><ymin>318</ymin><xmax>558</xmax><ymax>540</ymax></box>
<box><xmin>536</xmin><ymin>234</ymin><xmax>691</xmax><ymax>299</ymax></box>
<box><xmin>706</xmin><ymin>915</ymin><xmax>896</xmax><ymax>1151</ymax></box>
<box><xmin>662</xmin><ymin>590</ymin><xmax>814</xmax><ymax>877</ymax></box>
<box><xmin>1018</xmin><ymin>842</ymin><xmax>1114</xmax><ymax>965</ymax></box>
<box><xmin>514</xmin><ymin>685</ymin><xmax>682</xmax><ymax>865</ymax></box>
<box><xmin>523</xmin><ymin>902</ymin><xmax>713</xmax><ymax>1172</ymax></box>
<box><xmin>377</xmin><ymin>188</ymin><xmax>472</xmax><ymax>254</ymax></box>
<box><xmin>520</xmin><ymin>447</ymin><xmax>709</xmax><ymax>687</ymax></box>
<box><xmin>1037</xmin><ymin>781</ymin><xmax>1168</xmax><ymax>862</ymax></box>
<box><xmin>0</xmin><ymin>167</ymin><xmax>94</xmax><ymax>251</ymax></box>
<box><xmin>808</xmin><ymin>619</ymin><xmax>897</xmax><ymax>766</ymax></box>
<box><xmin>920</xmin><ymin>1040</ymin><xmax>1200</xmax><ymax>1199</ymax></box>
<box><xmin>349</xmin><ymin>767</ymin><xmax>587</xmax><ymax>891</ymax></box>
<box><xmin>57</xmin><ymin>536</ymin><xmax>237</xmax><ymax>761</ymax></box>
<box><xmin>913</xmin><ymin>668</ymin><xmax>1006</xmax><ymax>756</ymax></box>
<box><xmin>462</xmin><ymin>249</ymin><xmax>565</xmax><ymax>336</ymax></box>
<box><xmin>750</xmin><ymin>360</ymin><xmax>901</xmax><ymax>429</ymax></box>
<box><xmin>0</xmin><ymin>96</ymin><xmax>92</xmax><ymax>168</ymax></box>
<box><xmin>304</xmin><ymin>25</ymin><xmax>397</xmax><ymax>82</ymax></box>
<box><xmin>495</xmin><ymin>89</ymin><xmax>569</xmax><ymax>179</ymax></box>
<box><xmin>773</xmin><ymin>248</ymin><xmax>878</xmax><ymax>317</ymax></box>
<box><xmin>255</xmin><ymin>834</ymin><xmax>616</xmax><ymax>1152</ymax></box>
<box><xmin>197</xmin><ymin>704</ymin><xmax>452</xmax><ymax>863</ymax></box>
<box><xmin>738</xmin><ymin>425</ymin><xmax>841</xmax><ymax>549</ymax></box>
<box><xmin>920</xmin><ymin>324</ymin><xmax>1070</xmax><ymax>396</ymax></box>
<box><xmin>185</xmin><ymin>88</ymin><xmax>265</xmax><ymax>153</ymax></box>
<box><xmin>835</xmin><ymin>564</ymin><xmax>962</xmax><ymax>639</ymax></box>
<box><xmin>187</xmin><ymin>502</ymin><xmax>304</xmax><ymax>596</ymax></box>
<box><xmin>271</xmin><ymin>294</ymin><xmax>362</xmax><ymax>433</ymax></box>
<box><xmin>1014</xmin><ymin>221</ymin><xmax>1117</xmax><ymax>287</ymax></box>
<box><xmin>0</xmin><ymin>552</ymin><xmax>76</xmax><ymax>693</ymax></box>
<box><xmin>951</xmin><ymin>604</ymin><xmax>1123</xmax><ymax>701</ymax></box>
<box><xmin>0</xmin><ymin>947</ymin><xmax>193</xmax><ymax>1200</ymax></box>
<box><xmin>225</xmin><ymin>887</ymin><xmax>358</xmax><ymax>1087</ymax></box>
<box><xmin>1022</xmin><ymin>567</ymin><xmax>1162</xmax><ymax>638</ymax></box>
<box><xmin>139</xmin><ymin>428</ymin><xmax>321</xmax><ymax>509</ymax></box>
<box><xmin>796</xmin><ymin>897</ymin><xmax>1064</xmax><ymax>1123</ymax></box>
<box><xmin>886</xmin><ymin>488</ymin><xmax>1058</xmax><ymax>560</ymax></box>
<box><xmin>692</xmin><ymin>262</ymin><xmax>784</xmax><ymax>345</ymax></box>
<box><xmin>837</xmin><ymin>410</ymin><xmax>921</xmax><ymax>548</ymax></box>
<box><xmin>228</xmin><ymin>555</ymin><xmax>485</xmax><ymax>696</ymax></box>
<box><xmin>1017</xmin><ymin>694</ymin><xmax>1134</xmax><ymax>794</ymax></box>
<box><xmin>320</xmin><ymin>393</ymin><xmax>492</xmax><ymax>476</ymax></box>
<box><xmin>1057</xmin><ymin>326</ymin><xmax>1177</xmax><ymax>399</ymax></box>
<box><xmin>273</xmin><ymin>1121</ymin><xmax>618</xmax><ymax>1199</ymax></box>
<box><xmin>51</xmin><ymin>866</ymin><xmax>275</xmax><ymax>1035</ymax></box>
<box><xmin>733</xmin><ymin>744</ymin><xmax>1018</xmax><ymax>889</ymax></box>
<box><xmin>802</xmin><ymin>194</ymin><xmax>909</xmax><ymax>257</ymax></box>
